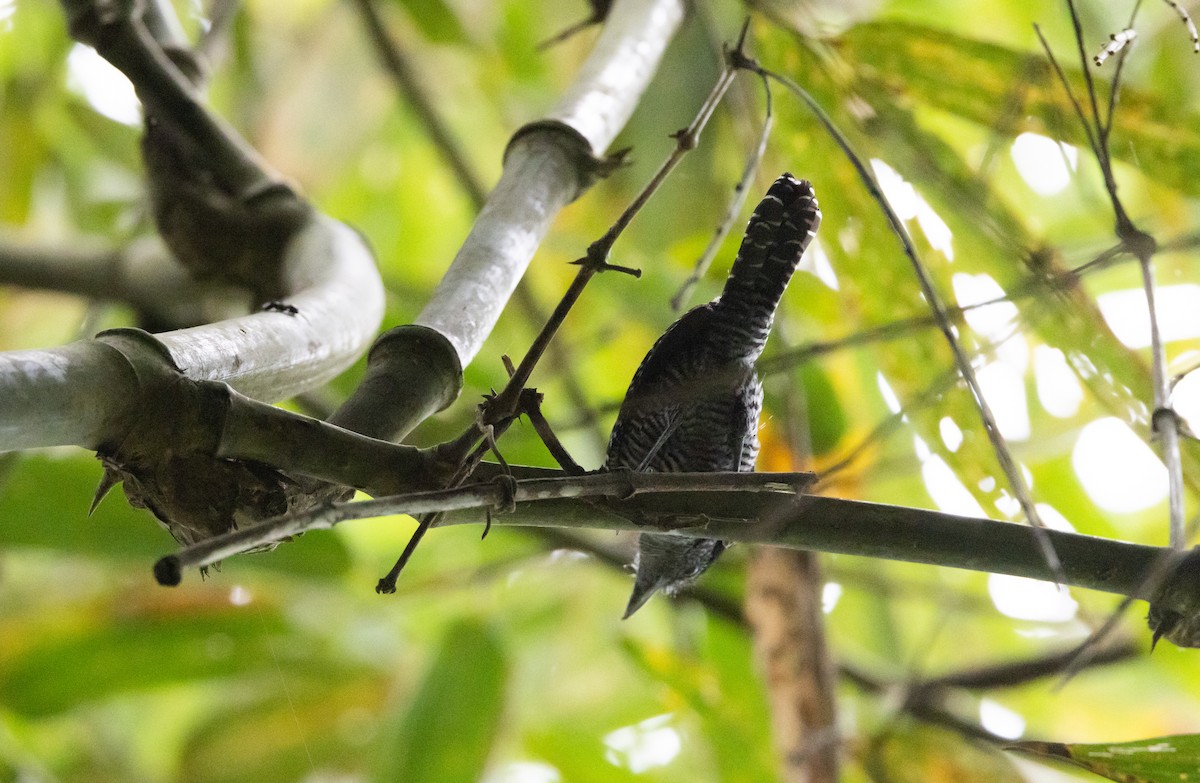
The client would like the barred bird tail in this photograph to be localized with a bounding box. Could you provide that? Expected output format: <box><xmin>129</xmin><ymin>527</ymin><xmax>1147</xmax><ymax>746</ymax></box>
<box><xmin>718</xmin><ymin>173</ymin><xmax>821</xmax><ymax>335</ymax></box>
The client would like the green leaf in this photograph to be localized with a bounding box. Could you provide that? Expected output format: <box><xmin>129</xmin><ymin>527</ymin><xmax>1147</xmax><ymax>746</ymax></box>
<box><xmin>796</xmin><ymin>362</ymin><xmax>847</xmax><ymax>457</ymax></box>
<box><xmin>393</xmin><ymin>0</ymin><xmax>467</xmax><ymax>44</ymax></box>
<box><xmin>526</xmin><ymin>728</ymin><xmax>640</xmax><ymax>783</ymax></box>
<box><xmin>839</xmin><ymin>21</ymin><xmax>1200</xmax><ymax>198</ymax></box>
<box><xmin>1010</xmin><ymin>735</ymin><xmax>1200</xmax><ymax>783</ymax></box>
<box><xmin>620</xmin><ymin>630</ymin><xmax>776</xmax><ymax>783</ymax></box>
<box><xmin>181</xmin><ymin>678</ymin><xmax>389</xmax><ymax>783</ymax></box>
<box><xmin>0</xmin><ymin>597</ymin><xmax>366</xmax><ymax>716</ymax></box>
<box><xmin>0</xmin><ymin>452</ymin><xmax>184</xmax><ymax>560</ymax></box>
<box><xmin>374</xmin><ymin>620</ymin><xmax>508</xmax><ymax>783</ymax></box>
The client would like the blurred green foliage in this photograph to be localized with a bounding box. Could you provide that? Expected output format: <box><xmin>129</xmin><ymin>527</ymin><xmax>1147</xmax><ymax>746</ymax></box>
<box><xmin>2</xmin><ymin>0</ymin><xmax>1200</xmax><ymax>781</ymax></box>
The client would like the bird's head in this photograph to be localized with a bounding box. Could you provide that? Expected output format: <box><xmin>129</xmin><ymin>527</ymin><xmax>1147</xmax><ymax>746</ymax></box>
<box><xmin>622</xmin><ymin>535</ymin><xmax>727</xmax><ymax>618</ymax></box>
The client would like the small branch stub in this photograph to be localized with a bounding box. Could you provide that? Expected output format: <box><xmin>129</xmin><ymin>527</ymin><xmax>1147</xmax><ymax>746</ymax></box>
<box><xmin>155</xmin><ymin>555</ymin><xmax>183</xmax><ymax>586</ymax></box>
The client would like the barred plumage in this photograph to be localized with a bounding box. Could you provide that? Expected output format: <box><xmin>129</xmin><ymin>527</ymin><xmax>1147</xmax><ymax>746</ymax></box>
<box><xmin>607</xmin><ymin>173</ymin><xmax>821</xmax><ymax>618</ymax></box>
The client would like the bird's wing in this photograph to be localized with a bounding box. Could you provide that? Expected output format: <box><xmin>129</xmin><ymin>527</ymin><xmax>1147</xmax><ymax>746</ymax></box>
<box><xmin>635</xmin><ymin>409</ymin><xmax>683</xmax><ymax>472</ymax></box>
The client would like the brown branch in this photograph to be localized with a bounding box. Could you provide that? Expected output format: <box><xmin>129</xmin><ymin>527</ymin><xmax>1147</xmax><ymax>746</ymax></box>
<box><xmin>522</xmin><ymin>390</ymin><xmax>587</xmax><ymax>475</ymax></box>
<box><xmin>351</xmin><ymin>0</ymin><xmax>488</xmax><ymax>207</ymax></box>
<box><xmin>746</xmin><ymin>549</ymin><xmax>840</xmax><ymax>783</ymax></box>
<box><xmin>916</xmin><ymin>639</ymin><xmax>1138</xmax><ymax>692</ymax></box>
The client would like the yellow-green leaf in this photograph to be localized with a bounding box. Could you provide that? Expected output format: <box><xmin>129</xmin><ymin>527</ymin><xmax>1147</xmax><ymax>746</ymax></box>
<box><xmin>1011</xmin><ymin>735</ymin><xmax>1200</xmax><ymax>783</ymax></box>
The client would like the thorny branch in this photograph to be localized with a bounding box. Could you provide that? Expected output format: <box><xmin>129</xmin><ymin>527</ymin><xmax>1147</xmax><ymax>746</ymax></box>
<box><xmin>373</xmin><ymin>23</ymin><xmax>758</xmax><ymax>589</ymax></box>
<box><xmin>152</xmin><ymin>460</ymin><xmax>1200</xmax><ymax>655</ymax></box>
<box><xmin>157</xmin><ymin>469</ymin><xmax>816</xmax><ymax>581</ymax></box>
<box><xmin>352</xmin><ymin>0</ymin><xmax>608</xmax><ymax>450</ymax></box>
<box><xmin>488</xmin><ymin>20</ymin><xmax>755</xmax><ymax>413</ymax></box>
<box><xmin>487</xmin><ymin>18</ymin><xmax>757</xmax><ymax>428</ymax></box>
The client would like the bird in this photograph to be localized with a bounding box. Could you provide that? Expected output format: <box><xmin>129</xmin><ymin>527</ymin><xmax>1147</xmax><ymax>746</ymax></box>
<box><xmin>606</xmin><ymin>173</ymin><xmax>821</xmax><ymax>618</ymax></box>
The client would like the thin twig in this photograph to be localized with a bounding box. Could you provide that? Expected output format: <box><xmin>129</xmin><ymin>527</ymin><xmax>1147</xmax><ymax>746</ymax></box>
<box><xmin>512</xmin><ymin>285</ymin><xmax>610</xmax><ymax>451</ymax></box>
<box><xmin>1066</xmin><ymin>0</ymin><xmax>1108</xmax><ymax>165</ymax></box>
<box><xmin>1033</xmin><ymin>26</ymin><xmax>1101</xmax><ymax>171</ymax></box>
<box><xmin>671</xmin><ymin>71</ymin><xmax>774</xmax><ymax>311</ymax></box>
<box><xmin>1044</xmin><ymin>1</ymin><xmax>1182</xmax><ymax>549</ymax></box>
<box><xmin>482</xmin><ymin>21</ymin><xmax>752</xmax><ymax>426</ymax></box>
<box><xmin>155</xmin><ymin>469</ymin><xmax>814</xmax><ymax>581</ymax></box>
<box><xmin>377</xmin><ymin>404</ymin><xmax>525</xmax><ymax>592</ymax></box>
<box><xmin>370</xmin><ymin>15</ymin><xmax>747</xmax><ymax>497</ymax></box>
<box><xmin>920</xmin><ymin>640</ymin><xmax>1139</xmax><ymax>691</ymax></box>
<box><xmin>536</xmin><ymin>1</ymin><xmax>610</xmax><ymax>50</ymax></box>
<box><xmin>751</xmin><ymin>61</ymin><xmax>1066</xmax><ymax>586</ymax></box>
<box><xmin>1144</xmin><ymin>264</ymin><xmax>1187</xmax><ymax>548</ymax></box>
<box><xmin>1101</xmin><ymin>3</ymin><xmax>1143</xmax><ymax>162</ymax></box>
<box><xmin>1032</xmin><ymin>0</ymin><xmax>1191</xmax><ymax>674</ymax></box>
<box><xmin>352</xmin><ymin>0</ymin><xmax>488</xmax><ymax>207</ymax></box>
<box><xmin>522</xmin><ymin>389</ymin><xmax>587</xmax><ymax>475</ymax></box>
<box><xmin>846</xmin><ymin>641</ymin><xmax>1137</xmax><ymax>745</ymax></box>
<box><xmin>1162</xmin><ymin>0</ymin><xmax>1200</xmax><ymax>51</ymax></box>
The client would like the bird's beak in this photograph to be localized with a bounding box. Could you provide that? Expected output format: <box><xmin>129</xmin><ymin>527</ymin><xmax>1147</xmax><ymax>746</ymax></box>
<box><xmin>622</xmin><ymin>575</ymin><xmax>663</xmax><ymax>619</ymax></box>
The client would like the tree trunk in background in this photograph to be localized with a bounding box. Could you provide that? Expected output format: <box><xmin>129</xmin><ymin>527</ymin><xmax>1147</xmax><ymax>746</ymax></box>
<box><xmin>746</xmin><ymin>548</ymin><xmax>840</xmax><ymax>783</ymax></box>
